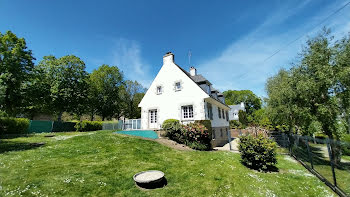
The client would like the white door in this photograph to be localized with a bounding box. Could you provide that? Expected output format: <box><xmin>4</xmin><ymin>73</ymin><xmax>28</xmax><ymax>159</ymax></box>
<box><xmin>149</xmin><ymin>109</ymin><xmax>157</xmax><ymax>129</ymax></box>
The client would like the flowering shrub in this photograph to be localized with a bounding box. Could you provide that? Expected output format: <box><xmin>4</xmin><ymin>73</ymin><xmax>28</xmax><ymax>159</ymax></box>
<box><xmin>181</xmin><ymin>122</ymin><xmax>211</xmax><ymax>150</ymax></box>
<box><xmin>163</xmin><ymin>119</ymin><xmax>212</xmax><ymax>151</ymax></box>
<box><xmin>238</xmin><ymin>134</ymin><xmax>277</xmax><ymax>171</ymax></box>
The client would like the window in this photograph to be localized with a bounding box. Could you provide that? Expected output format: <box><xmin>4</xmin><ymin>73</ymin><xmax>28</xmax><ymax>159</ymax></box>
<box><xmin>156</xmin><ymin>86</ymin><xmax>162</xmax><ymax>94</ymax></box>
<box><xmin>218</xmin><ymin>107</ymin><xmax>221</xmax><ymax>118</ymax></box>
<box><xmin>206</xmin><ymin>85</ymin><xmax>211</xmax><ymax>94</ymax></box>
<box><xmin>220</xmin><ymin>128</ymin><xmax>223</xmax><ymax>137</ymax></box>
<box><xmin>182</xmin><ymin>105</ymin><xmax>194</xmax><ymax>119</ymax></box>
<box><xmin>212</xmin><ymin>129</ymin><xmax>216</xmax><ymax>139</ymax></box>
<box><xmin>175</xmin><ymin>82</ymin><xmax>181</xmax><ymax>91</ymax></box>
<box><xmin>226</xmin><ymin>111</ymin><xmax>229</xmax><ymax>121</ymax></box>
<box><xmin>222</xmin><ymin>109</ymin><xmax>225</xmax><ymax>119</ymax></box>
<box><xmin>207</xmin><ymin>103</ymin><xmax>213</xmax><ymax>120</ymax></box>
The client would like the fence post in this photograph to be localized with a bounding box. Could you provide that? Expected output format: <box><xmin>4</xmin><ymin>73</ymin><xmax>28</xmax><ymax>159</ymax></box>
<box><xmin>227</xmin><ymin>129</ymin><xmax>232</xmax><ymax>151</ymax></box>
<box><xmin>326</xmin><ymin>138</ymin><xmax>337</xmax><ymax>186</ymax></box>
<box><xmin>305</xmin><ymin>138</ymin><xmax>314</xmax><ymax>169</ymax></box>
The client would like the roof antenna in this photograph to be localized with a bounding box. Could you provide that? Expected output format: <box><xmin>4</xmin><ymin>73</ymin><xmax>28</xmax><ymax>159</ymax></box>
<box><xmin>188</xmin><ymin>50</ymin><xmax>192</xmax><ymax>67</ymax></box>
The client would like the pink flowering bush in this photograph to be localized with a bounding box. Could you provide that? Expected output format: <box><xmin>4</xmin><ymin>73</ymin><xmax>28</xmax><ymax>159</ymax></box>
<box><xmin>182</xmin><ymin>122</ymin><xmax>211</xmax><ymax>150</ymax></box>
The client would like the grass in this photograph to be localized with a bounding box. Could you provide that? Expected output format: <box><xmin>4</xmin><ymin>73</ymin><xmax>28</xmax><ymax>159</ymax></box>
<box><xmin>290</xmin><ymin>142</ymin><xmax>350</xmax><ymax>195</ymax></box>
<box><xmin>0</xmin><ymin>131</ymin><xmax>335</xmax><ymax>197</ymax></box>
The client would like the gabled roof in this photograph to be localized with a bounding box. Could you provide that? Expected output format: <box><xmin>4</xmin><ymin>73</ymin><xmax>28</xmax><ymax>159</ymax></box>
<box><xmin>190</xmin><ymin>74</ymin><xmax>212</xmax><ymax>85</ymax></box>
<box><xmin>174</xmin><ymin>63</ymin><xmax>228</xmax><ymax>107</ymax></box>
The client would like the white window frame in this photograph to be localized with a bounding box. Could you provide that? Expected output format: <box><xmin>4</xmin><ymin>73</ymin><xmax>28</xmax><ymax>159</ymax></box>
<box><xmin>175</xmin><ymin>82</ymin><xmax>181</xmax><ymax>91</ymax></box>
<box><xmin>156</xmin><ymin>86</ymin><xmax>162</xmax><ymax>95</ymax></box>
<box><xmin>182</xmin><ymin>105</ymin><xmax>194</xmax><ymax>120</ymax></box>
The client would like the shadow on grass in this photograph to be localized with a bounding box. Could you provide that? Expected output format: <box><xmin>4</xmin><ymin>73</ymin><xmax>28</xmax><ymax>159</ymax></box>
<box><xmin>0</xmin><ymin>134</ymin><xmax>35</xmax><ymax>139</ymax></box>
<box><xmin>240</xmin><ymin>160</ymin><xmax>279</xmax><ymax>173</ymax></box>
<box><xmin>292</xmin><ymin>142</ymin><xmax>350</xmax><ymax>171</ymax></box>
<box><xmin>0</xmin><ymin>140</ymin><xmax>45</xmax><ymax>154</ymax></box>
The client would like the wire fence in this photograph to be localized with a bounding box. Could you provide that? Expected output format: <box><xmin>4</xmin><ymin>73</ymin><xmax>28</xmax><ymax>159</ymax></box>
<box><xmin>273</xmin><ymin>133</ymin><xmax>350</xmax><ymax>197</ymax></box>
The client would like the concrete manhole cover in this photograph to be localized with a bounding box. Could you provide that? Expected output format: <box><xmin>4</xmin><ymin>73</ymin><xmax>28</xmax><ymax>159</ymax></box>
<box><xmin>133</xmin><ymin>170</ymin><xmax>166</xmax><ymax>189</ymax></box>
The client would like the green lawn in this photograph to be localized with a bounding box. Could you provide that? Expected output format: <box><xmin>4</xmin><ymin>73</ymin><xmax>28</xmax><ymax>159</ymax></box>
<box><xmin>0</xmin><ymin>131</ymin><xmax>335</xmax><ymax>197</ymax></box>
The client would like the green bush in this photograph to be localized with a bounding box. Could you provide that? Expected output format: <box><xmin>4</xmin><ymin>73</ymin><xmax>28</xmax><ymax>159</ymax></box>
<box><xmin>230</xmin><ymin>120</ymin><xmax>242</xmax><ymax>129</ymax></box>
<box><xmin>0</xmin><ymin>117</ymin><xmax>30</xmax><ymax>134</ymax></box>
<box><xmin>162</xmin><ymin>119</ymin><xmax>182</xmax><ymax>140</ymax></box>
<box><xmin>238</xmin><ymin>110</ymin><xmax>248</xmax><ymax>128</ymax></box>
<box><xmin>341</xmin><ymin>134</ymin><xmax>350</xmax><ymax>156</ymax></box>
<box><xmin>75</xmin><ymin>121</ymin><xmax>102</xmax><ymax>132</ymax></box>
<box><xmin>238</xmin><ymin>134</ymin><xmax>277</xmax><ymax>171</ymax></box>
<box><xmin>162</xmin><ymin>119</ymin><xmax>180</xmax><ymax>131</ymax></box>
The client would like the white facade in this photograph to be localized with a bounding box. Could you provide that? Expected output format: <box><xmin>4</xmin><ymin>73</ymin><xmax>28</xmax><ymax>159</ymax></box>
<box><xmin>138</xmin><ymin>52</ymin><xmax>230</xmax><ymax>131</ymax></box>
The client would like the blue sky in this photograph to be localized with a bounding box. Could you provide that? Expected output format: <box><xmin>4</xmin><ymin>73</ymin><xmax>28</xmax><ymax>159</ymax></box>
<box><xmin>1</xmin><ymin>0</ymin><xmax>350</xmax><ymax>96</ymax></box>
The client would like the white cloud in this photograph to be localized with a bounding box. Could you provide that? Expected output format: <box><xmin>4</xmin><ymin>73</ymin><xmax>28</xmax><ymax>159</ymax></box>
<box><xmin>111</xmin><ymin>38</ymin><xmax>153</xmax><ymax>88</ymax></box>
<box><xmin>197</xmin><ymin>0</ymin><xmax>350</xmax><ymax>97</ymax></box>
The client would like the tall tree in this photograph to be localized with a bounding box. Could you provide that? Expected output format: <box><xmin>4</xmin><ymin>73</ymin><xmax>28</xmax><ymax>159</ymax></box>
<box><xmin>335</xmin><ymin>33</ymin><xmax>350</xmax><ymax>134</ymax></box>
<box><xmin>88</xmin><ymin>65</ymin><xmax>123</xmax><ymax>120</ymax></box>
<box><xmin>37</xmin><ymin>55</ymin><xmax>89</xmax><ymax>120</ymax></box>
<box><xmin>120</xmin><ymin>80</ymin><xmax>145</xmax><ymax>119</ymax></box>
<box><xmin>223</xmin><ymin>90</ymin><xmax>261</xmax><ymax>114</ymax></box>
<box><xmin>266</xmin><ymin>28</ymin><xmax>344</xmax><ymax>163</ymax></box>
<box><xmin>0</xmin><ymin>31</ymin><xmax>35</xmax><ymax>116</ymax></box>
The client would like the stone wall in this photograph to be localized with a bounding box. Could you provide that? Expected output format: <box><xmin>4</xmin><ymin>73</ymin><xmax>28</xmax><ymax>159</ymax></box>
<box><xmin>211</xmin><ymin>126</ymin><xmax>230</xmax><ymax>147</ymax></box>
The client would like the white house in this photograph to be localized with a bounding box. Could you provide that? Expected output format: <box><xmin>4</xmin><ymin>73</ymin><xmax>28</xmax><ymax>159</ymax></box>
<box><xmin>138</xmin><ymin>52</ymin><xmax>230</xmax><ymax>147</ymax></box>
<box><xmin>228</xmin><ymin>102</ymin><xmax>245</xmax><ymax>121</ymax></box>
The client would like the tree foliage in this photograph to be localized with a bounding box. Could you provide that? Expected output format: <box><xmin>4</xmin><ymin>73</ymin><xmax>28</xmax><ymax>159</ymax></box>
<box><xmin>120</xmin><ymin>80</ymin><xmax>145</xmax><ymax>119</ymax></box>
<box><xmin>223</xmin><ymin>90</ymin><xmax>261</xmax><ymax>114</ymax></box>
<box><xmin>36</xmin><ymin>55</ymin><xmax>89</xmax><ymax>120</ymax></box>
<box><xmin>0</xmin><ymin>31</ymin><xmax>35</xmax><ymax>116</ymax></box>
<box><xmin>265</xmin><ymin>28</ymin><xmax>349</xmax><ymax>164</ymax></box>
<box><xmin>88</xmin><ymin>64</ymin><xmax>123</xmax><ymax>120</ymax></box>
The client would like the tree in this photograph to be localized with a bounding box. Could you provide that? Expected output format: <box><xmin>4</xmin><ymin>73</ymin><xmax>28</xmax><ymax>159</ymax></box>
<box><xmin>238</xmin><ymin>110</ymin><xmax>248</xmax><ymax>128</ymax></box>
<box><xmin>0</xmin><ymin>31</ymin><xmax>35</xmax><ymax>116</ymax></box>
<box><xmin>223</xmin><ymin>90</ymin><xmax>261</xmax><ymax>114</ymax></box>
<box><xmin>266</xmin><ymin>28</ymin><xmax>343</xmax><ymax>163</ymax></box>
<box><xmin>37</xmin><ymin>55</ymin><xmax>89</xmax><ymax>121</ymax></box>
<box><xmin>25</xmin><ymin>57</ymin><xmax>53</xmax><ymax>118</ymax></box>
<box><xmin>265</xmin><ymin>69</ymin><xmax>309</xmax><ymax>133</ymax></box>
<box><xmin>335</xmin><ymin>33</ymin><xmax>350</xmax><ymax>134</ymax></box>
<box><xmin>88</xmin><ymin>65</ymin><xmax>123</xmax><ymax>120</ymax></box>
<box><xmin>120</xmin><ymin>80</ymin><xmax>145</xmax><ymax>119</ymax></box>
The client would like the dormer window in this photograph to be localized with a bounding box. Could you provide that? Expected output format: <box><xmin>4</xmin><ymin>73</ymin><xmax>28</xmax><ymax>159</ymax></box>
<box><xmin>206</xmin><ymin>85</ymin><xmax>211</xmax><ymax>94</ymax></box>
<box><xmin>175</xmin><ymin>82</ymin><xmax>181</xmax><ymax>91</ymax></box>
<box><xmin>156</xmin><ymin>86</ymin><xmax>162</xmax><ymax>95</ymax></box>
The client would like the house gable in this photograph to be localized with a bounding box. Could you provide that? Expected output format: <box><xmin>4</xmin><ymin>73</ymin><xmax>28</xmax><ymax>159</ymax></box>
<box><xmin>138</xmin><ymin>53</ymin><xmax>209</xmax><ymax>108</ymax></box>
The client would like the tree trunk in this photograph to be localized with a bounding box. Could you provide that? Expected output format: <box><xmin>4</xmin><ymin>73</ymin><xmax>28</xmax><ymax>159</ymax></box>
<box><xmin>57</xmin><ymin>111</ymin><xmax>63</xmax><ymax>122</ymax></box>
<box><xmin>90</xmin><ymin>110</ymin><xmax>94</xmax><ymax>121</ymax></box>
<box><xmin>327</xmin><ymin>133</ymin><xmax>341</xmax><ymax>165</ymax></box>
<box><xmin>348</xmin><ymin>115</ymin><xmax>350</xmax><ymax>134</ymax></box>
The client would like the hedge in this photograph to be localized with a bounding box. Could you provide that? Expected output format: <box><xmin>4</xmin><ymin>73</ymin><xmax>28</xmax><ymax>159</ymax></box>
<box><xmin>75</xmin><ymin>121</ymin><xmax>102</xmax><ymax>132</ymax></box>
<box><xmin>0</xmin><ymin>117</ymin><xmax>30</xmax><ymax>135</ymax></box>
